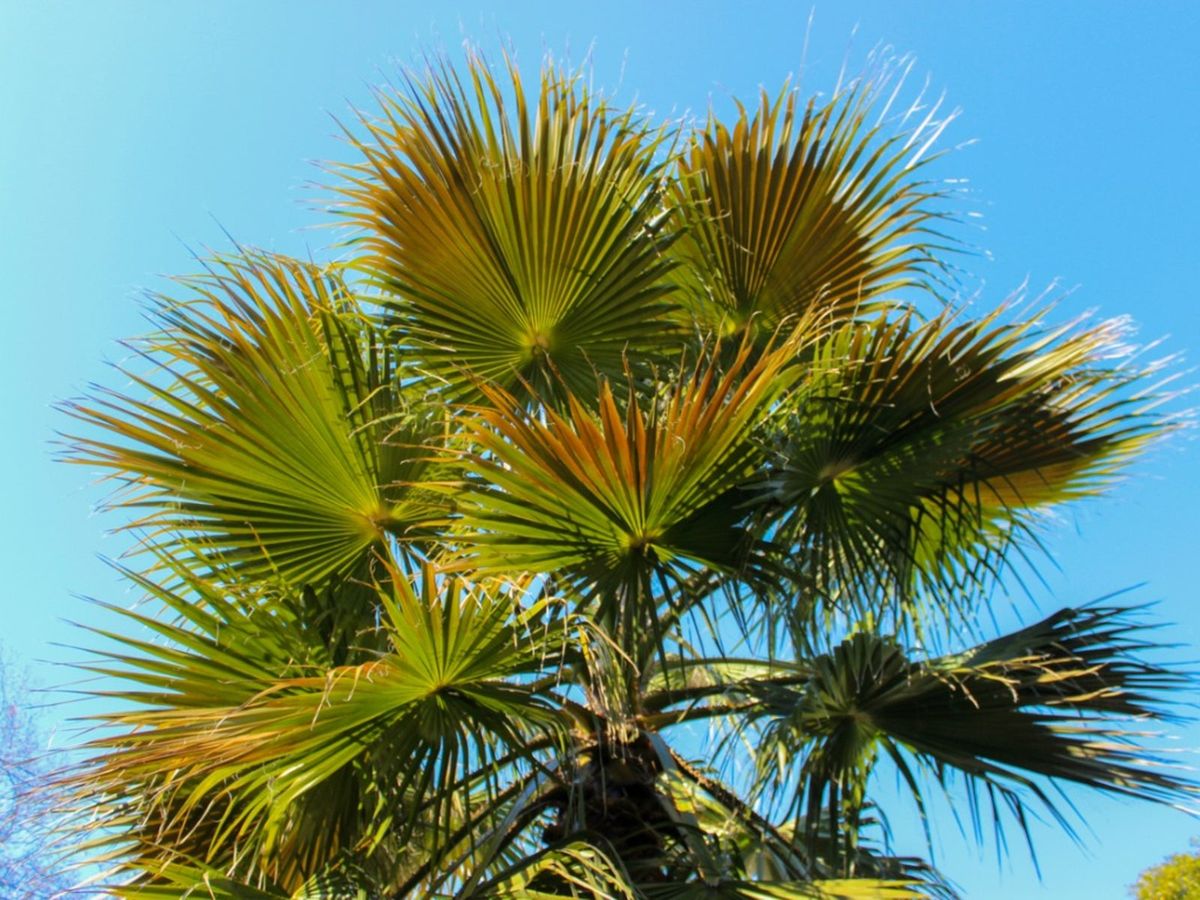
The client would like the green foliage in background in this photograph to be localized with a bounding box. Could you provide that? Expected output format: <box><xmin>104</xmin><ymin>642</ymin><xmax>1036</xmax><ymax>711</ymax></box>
<box><xmin>1133</xmin><ymin>843</ymin><xmax>1200</xmax><ymax>900</ymax></box>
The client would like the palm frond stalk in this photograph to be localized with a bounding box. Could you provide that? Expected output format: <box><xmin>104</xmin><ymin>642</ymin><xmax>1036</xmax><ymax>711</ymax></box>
<box><xmin>57</xmin><ymin>49</ymin><xmax>1191</xmax><ymax>899</ymax></box>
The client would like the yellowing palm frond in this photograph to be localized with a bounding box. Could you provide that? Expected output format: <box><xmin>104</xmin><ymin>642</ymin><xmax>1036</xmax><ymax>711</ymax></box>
<box><xmin>669</xmin><ymin>71</ymin><xmax>953</xmax><ymax>337</ymax></box>
<box><xmin>453</xmin><ymin>337</ymin><xmax>803</xmax><ymax>632</ymax></box>
<box><xmin>335</xmin><ymin>53</ymin><xmax>679</xmax><ymax>397</ymax></box>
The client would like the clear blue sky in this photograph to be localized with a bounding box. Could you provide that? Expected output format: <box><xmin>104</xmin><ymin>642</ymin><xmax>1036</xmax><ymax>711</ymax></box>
<box><xmin>2</xmin><ymin>2</ymin><xmax>1198</xmax><ymax>896</ymax></box>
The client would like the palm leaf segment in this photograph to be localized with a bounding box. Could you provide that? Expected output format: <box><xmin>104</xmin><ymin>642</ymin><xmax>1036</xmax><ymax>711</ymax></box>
<box><xmin>670</xmin><ymin>74</ymin><xmax>952</xmax><ymax>337</ymax></box>
<box><xmin>64</xmin><ymin>251</ymin><xmax>445</xmax><ymax>587</ymax></box>
<box><xmin>453</xmin><ymin>337</ymin><xmax>802</xmax><ymax>614</ymax></box>
<box><xmin>336</xmin><ymin>54</ymin><xmax>678</xmax><ymax>397</ymax></box>
<box><xmin>68</xmin><ymin>557</ymin><xmax>571</xmax><ymax>894</ymax></box>
<box><xmin>744</xmin><ymin>605</ymin><xmax>1193</xmax><ymax>867</ymax></box>
<box><xmin>754</xmin><ymin>305</ymin><xmax>1163</xmax><ymax>612</ymax></box>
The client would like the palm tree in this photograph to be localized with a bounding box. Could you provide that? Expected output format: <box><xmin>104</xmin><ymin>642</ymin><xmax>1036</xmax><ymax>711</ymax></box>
<box><xmin>59</xmin><ymin>51</ymin><xmax>1192</xmax><ymax>898</ymax></box>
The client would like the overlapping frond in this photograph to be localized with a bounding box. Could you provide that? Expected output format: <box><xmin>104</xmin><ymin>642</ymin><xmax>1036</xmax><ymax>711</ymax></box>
<box><xmin>103</xmin><ymin>859</ymin><xmax>289</xmax><ymax>899</ymax></box>
<box><xmin>470</xmin><ymin>841</ymin><xmax>637</xmax><ymax>899</ymax></box>
<box><xmin>669</xmin><ymin>70</ymin><xmax>953</xmax><ymax>337</ymax></box>
<box><xmin>745</xmin><ymin>605</ymin><xmax>1195</xmax><ymax>869</ymax></box>
<box><xmin>105</xmin><ymin>856</ymin><xmax>377</xmax><ymax>899</ymax></box>
<box><xmin>62</xmin><ymin>251</ymin><xmax>447</xmax><ymax>588</ymax></box>
<box><xmin>335</xmin><ymin>52</ymin><xmax>679</xmax><ymax>397</ymax></box>
<box><xmin>753</xmin><ymin>305</ymin><xmax>1168</xmax><ymax>620</ymax></box>
<box><xmin>641</xmin><ymin>879</ymin><xmax>922</xmax><ymax>899</ymax></box>
<box><xmin>63</xmin><ymin>560</ymin><xmax>571</xmax><ymax>893</ymax></box>
<box><xmin>451</xmin><ymin>336</ymin><xmax>804</xmax><ymax>643</ymax></box>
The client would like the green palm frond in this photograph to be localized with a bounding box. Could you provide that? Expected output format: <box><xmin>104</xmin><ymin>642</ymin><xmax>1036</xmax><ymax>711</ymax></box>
<box><xmin>288</xmin><ymin>861</ymin><xmax>374</xmax><ymax>899</ymax></box>
<box><xmin>63</xmin><ymin>251</ymin><xmax>447</xmax><ymax>588</ymax></box>
<box><xmin>745</xmin><ymin>605</ymin><xmax>1194</xmax><ymax>867</ymax></box>
<box><xmin>641</xmin><ymin>657</ymin><xmax>808</xmax><ymax>709</ymax></box>
<box><xmin>104</xmin><ymin>859</ymin><xmax>290</xmax><ymax>899</ymax></box>
<box><xmin>669</xmin><ymin>69</ymin><xmax>953</xmax><ymax>337</ymax></box>
<box><xmin>753</xmin><ymin>305</ymin><xmax>1167</xmax><ymax>617</ymax></box>
<box><xmin>105</xmin><ymin>857</ymin><xmax>375</xmax><ymax>899</ymax></box>
<box><xmin>452</xmin><ymin>337</ymin><xmax>802</xmax><ymax>647</ymax></box>
<box><xmin>334</xmin><ymin>52</ymin><xmax>679</xmax><ymax>398</ymax></box>
<box><xmin>64</xmin><ymin>560</ymin><xmax>571</xmax><ymax>893</ymax></box>
<box><xmin>651</xmin><ymin>746</ymin><xmax>952</xmax><ymax>897</ymax></box>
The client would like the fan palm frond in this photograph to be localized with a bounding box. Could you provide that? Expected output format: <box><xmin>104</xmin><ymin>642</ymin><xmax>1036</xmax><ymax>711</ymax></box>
<box><xmin>467</xmin><ymin>840</ymin><xmax>638</xmax><ymax>899</ymax></box>
<box><xmin>745</xmin><ymin>605</ymin><xmax>1194</xmax><ymax>870</ymax></box>
<box><xmin>63</xmin><ymin>251</ymin><xmax>447</xmax><ymax>589</ymax></box>
<box><xmin>335</xmin><ymin>52</ymin><xmax>679</xmax><ymax>398</ymax></box>
<box><xmin>451</xmin><ymin>335</ymin><xmax>804</xmax><ymax>653</ymax></box>
<box><xmin>669</xmin><ymin>69</ymin><xmax>953</xmax><ymax>337</ymax></box>
<box><xmin>64</xmin><ymin>559</ymin><xmax>572</xmax><ymax>893</ymax></box>
<box><xmin>641</xmin><ymin>879</ymin><xmax>922</xmax><ymax>899</ymax></box>
<box><xmin>753</xmin><ymin>305</ymin><xmax>1168</xmax><ymax>620</ymax></box>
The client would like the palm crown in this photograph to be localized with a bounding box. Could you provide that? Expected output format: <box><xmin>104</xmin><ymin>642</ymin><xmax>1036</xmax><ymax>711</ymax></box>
<box><xmin>60</xmin><ymin>52</ymin><xmax>1191</xmax><ymax>898</ymax></box>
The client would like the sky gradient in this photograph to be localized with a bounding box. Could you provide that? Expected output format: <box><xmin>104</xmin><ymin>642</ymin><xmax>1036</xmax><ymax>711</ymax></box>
<box><xmin>3</xmin><ymin>3</ymin><xmax>1198</xmax><ymax>896</ymax></box>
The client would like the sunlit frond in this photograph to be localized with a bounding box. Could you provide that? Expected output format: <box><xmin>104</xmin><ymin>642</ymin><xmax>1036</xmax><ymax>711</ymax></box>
<box><xmin>641</xmin><ymin>879</ymin><xmax>922</xmax><ymax>899</ymax></box>
<box><xmin>62</xmin><ymin>561</ymin><xmax>571</xmax><ymax>893</ymax></box>
<box><xmin>335</xmin><ymin>52</ymin><xmax>679</xmax><ymax>397</ymax></box>
<box><xmin>752</xmin><ymin>305</ymin><xmax>1168</xmax><ymax>620</ymax></box>
<box><xmin>104</xmin><ymin>856</ymin><xmax>377</xmax><ymax>899</ymax></box>
<box><xmin>669</xmin><ymin>67</ymin><xmax>953</xmax><ymax>337</ymax></box>
<box><xmin>103</xmin><ymin>859</ymin><xmax>289</xmax><ymax>899</ymax></box>
<box><xmin>452</xmin><ymin>336</ymin><xmax>803</xmax><ymax>648</ymax></box>
<box><xmin>468</xmin><ymin>840</ymin><xmax>637</xmax><ymax>899</ymax></box>
<box><xmin>62</xmin><ymin>251</ymin><xmax>447</xmax><ymax>588</ymax></box>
